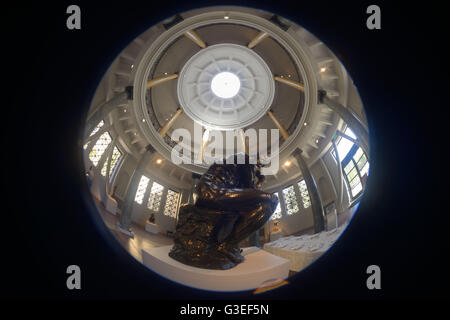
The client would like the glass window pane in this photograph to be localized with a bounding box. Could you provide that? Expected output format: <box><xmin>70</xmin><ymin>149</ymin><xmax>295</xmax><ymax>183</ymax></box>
<box><xmin>270</xmin><ymin>193</ymin><xmax>282</xmax><ymax>220</ymax></box>
<box><xmin>336</xmin><ymin>137</ymin><xmax>354</xmax><ymax>160</ymax></box>
<box><xmin>335</xmin><ymin>127</ymin><xmax>357</xmax><ymax>160</ymax></box>
<box><xmin>351</xmin><ymin>182</ymin><xmax>363</xmax><ymax>197</ymax></box>
<box><xmin>360</xmin><ymin>162</ymin><xmax>370</xmax><ymax>177</ymax></box>
<box><xmin>344</xmin><ymin>127</ymin><xmax>357</xmax><ymax>139</ymax></box>
<box><xmin>353</xmin><ymin>148</ymin><xmax>364</xmax><ymax>163</ymax></box>
<box><xmin>101</xmin><ymin>146</ymin><xmax>122</xmax><ymax>177</ymax></box>
<box><xmin>134</xmin><ymin>176</ymin><xmax>150</xmax><ymax>204</ymax></box>
<box><xmin>349</xmin><ymin>175</ymin><xmax>361</xmax><ymax>188</ymax></box>
<box><xmin>344</xmin><ymin>161</ymin><xmax>355</xmax><ymax>174</ymax></box>
<box><xmin>148</xmin><ymin>182</ymin><xmax>164</xmax><ymax>212</ymax></box>
<box><xmin>282</xmin><ymin>186</ymin><xmax>299</xmax><ymax>215</ymax></box>
<box><xmin>297</xmin><ymin>180</ymin><xmax>311</xmax><ymax>209</ymax></box>
<box><xmin>347</xmin><ymin>167</ymin><xmax>358</xmax><ymax>181</ymax></box>
<box><xmin>88</xmin><ymin>131</ymin><xmax>112</xmax><ymax>166</ymax></box>
<box><xmin>164</xmin><ymin>189</ymin><xmax>180</xmax><ymax>218</ymax></box>
<box><xmin>357</xmin><ymin>155</ymin><xmax>367</xmax><ymax>170</ymax></box>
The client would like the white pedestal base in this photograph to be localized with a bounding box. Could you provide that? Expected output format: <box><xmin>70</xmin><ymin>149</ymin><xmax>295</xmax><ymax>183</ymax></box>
<box><xmin>141</xmin><ymin>245</ymin><xmax>290</xmax><ymax>292</ymax></box>
<box><xmin>105</xmin><ymin>196</ymin><xmax>118</xmax><ymax>215</ymax></box>
<box><xmin>145</xmin><ymin>221</ymin><xmax>159</xmax><ymax>234</ymax></box>
<box><xmin>116</xmin><ymin>222</ymin><xmax>134</xmax><ymax>238</ymax></box>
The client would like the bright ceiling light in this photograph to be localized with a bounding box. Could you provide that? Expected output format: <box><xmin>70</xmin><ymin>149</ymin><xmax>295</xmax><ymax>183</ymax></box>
<box><xmin>211</xmin><ymin>72</ymin><xmax>240</xmax><ymax>99</ymax></box>
<box><xmin>320</xmin><ymin>67</ymin><xmax>326</xmax><ymax>73</ymax></box>
<box><xmin>156</xmin><ymin>158</ymin><xmax>162</xmax><ymax>164</ymax></box>
<box><xmin>284</xmin><ymin>160</ymin><xmax>292</xmax><ymax>167</ymax></box>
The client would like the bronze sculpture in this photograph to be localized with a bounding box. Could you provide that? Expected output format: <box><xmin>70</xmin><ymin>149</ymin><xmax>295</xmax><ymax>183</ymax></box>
<box><xmin>169</xmin><ymin>154</ymin><xmax>279</xmax><ymax>270</ymax></box>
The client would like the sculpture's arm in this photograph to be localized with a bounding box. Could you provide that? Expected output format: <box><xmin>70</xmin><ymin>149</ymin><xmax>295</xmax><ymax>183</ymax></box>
<box><xmin>197</xmin><ymin>186</ymin><xmax>277</xmax><ymax>211</ymax></box>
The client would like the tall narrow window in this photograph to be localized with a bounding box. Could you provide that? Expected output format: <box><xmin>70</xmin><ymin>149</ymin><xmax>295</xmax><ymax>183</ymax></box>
<box><xmin>282</xmin><ymin>185</ymin><xmax>299</xmax><ymax>215</ymax></box>
<box><xmin>354</xmin><ymin>147</ymin><xmax>369</xmax><ymax>177</ymax></box>
<box><xmin>100</xmin><ymin>146</ymin><xmax>122</xmax><ymax>177</ymax></box>
<box><xmin>148</xmin><ymin>182</ymin><xmax>164</xmax><ymax>212</ymax></box>
<box><xmin>270</xmin><ymin>192</ymin><xmax>282</xmax><ymax>220</ymax></box>
<box><xmin>343</xmin><ymin>145</ymin><xmax>369</xmax><ymax>199</ymax></box>
<box><xmin>84</xmin><ymin>120</ymin><xmax>104</xmax><ymax>149</ymax></box>
<box><xmin>297</xmin><ymin>180</ymin><xmax>311</xmax><ymax>208</ymax></box>
<box><xmin>164</xmin><ymin>189</ymin><xmax>180</xmax><ymax>218</ymax></box>
<box><xmin>134</xmin><ymin>176</ymin><xmax>150</xmax><ymax>204</ymax></box>
<box><xmin>88</xmin><ymin>131</ymin><xmax>112</xmax><ymax>166</ymax></box>
<box><xmin>333</xmin><ymin>127</ymin><xmax>357</xmax><ymax>160</ymax></box>
<box><xmin>333</xmin><ymin>126</ymin><xmax>370</xmax><ymax>200</ymax></box>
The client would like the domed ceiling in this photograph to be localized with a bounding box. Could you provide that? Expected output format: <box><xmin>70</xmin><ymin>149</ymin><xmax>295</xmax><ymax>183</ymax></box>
<box><xmin>91</xmin><ymin>6</ymin><xmax>361</xmax><ymax>190</ymax></box>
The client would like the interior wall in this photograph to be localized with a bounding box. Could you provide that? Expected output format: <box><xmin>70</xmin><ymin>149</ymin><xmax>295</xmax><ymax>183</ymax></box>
<box><xmin>110</xmin><ymin>154</ymin><xmax>188</xmax><ymax>232</ymax></box>
<box><xmin>87</xmin><ymin>144</ymin><xmax>352</xmax><ymax>237</ymax></box>
<box><xmin>267</xmin><ymin>156</ymin><xmax>338</xmax><ymax>236</ymax></box>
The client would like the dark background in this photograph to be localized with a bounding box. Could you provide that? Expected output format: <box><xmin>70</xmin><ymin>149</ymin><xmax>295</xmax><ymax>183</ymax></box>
<box><xmin>1</xmin><ymin>0</ymin><xmax>447</xmax><ymax>304</ymax></box>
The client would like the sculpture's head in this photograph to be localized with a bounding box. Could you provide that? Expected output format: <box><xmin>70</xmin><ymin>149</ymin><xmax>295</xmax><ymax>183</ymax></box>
<box><xmin>220</xmin><ymin>153</ymin><xmax>264</xmax><ymax>189</ymax></box>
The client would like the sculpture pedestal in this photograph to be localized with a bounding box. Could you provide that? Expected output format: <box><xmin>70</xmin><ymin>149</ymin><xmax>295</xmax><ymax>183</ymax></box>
<box><xmin>145</xmin><ymin>221</ymin><xmax>159</xmax><ymax>234</ymax></box>
<box><xmin>142</xmin><ymin>245</ymin><xmax>290</xmax><ymax>292</ymax></box>
<box><xmin>270</xmin><ymin>230</ymin><xmax>284</xmax><ymax>241</ymax></box>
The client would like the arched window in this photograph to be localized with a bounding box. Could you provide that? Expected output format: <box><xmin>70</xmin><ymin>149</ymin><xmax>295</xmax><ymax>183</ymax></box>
<box><xmin>147</xmin><ymin>182</ymin><xmax>164</xmax><ymax>212</ymax></box>
<box><xmin>342</xmin><ymin>145</ymin><xmax>369</xmax><ymax>199</ymax></box>
<box><xmin>333</xmin><ymin>127</ymin><xmax>370</xmax><ymax>200</ymax></box>
<box><xmin>297</xmin><ymin>179</ymin><xmax>311</xmax><ymax>208</ymax></box>
<box><xmin>164</xmin><ymin>189</ymin><xmax>180</xmax><ymax>218</ymax></box>
<box><xmin>282</xmin><ymin>185</ymin><xmax>299</xmax><ymax>215</ymax></box>
<box><xmin>134</xmin><ymin>176</ymin><xmax>150</xmax><ymax>204</ymax></box>
<box><xmin>88</xmin><ymin>131</ymin><xmax>112</xmax><ymax>166</ymax></box>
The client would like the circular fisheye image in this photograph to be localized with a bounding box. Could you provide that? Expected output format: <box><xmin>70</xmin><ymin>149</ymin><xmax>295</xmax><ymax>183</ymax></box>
<box><xmin>82</xmin><ymin>6</ymin><xmax>370</xmax><ymax>292</ymax></box>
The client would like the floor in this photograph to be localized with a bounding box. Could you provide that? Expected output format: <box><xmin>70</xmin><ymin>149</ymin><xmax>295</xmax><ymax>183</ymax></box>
<box><xmin>93</xmin><ymin>198</ymin><xmax>356</xmax><ymax>278</ymax></box>
<box><xmin>95</xmin><ymin>200</ymin><xmax>173</xmax><ymax>263</ymax></box>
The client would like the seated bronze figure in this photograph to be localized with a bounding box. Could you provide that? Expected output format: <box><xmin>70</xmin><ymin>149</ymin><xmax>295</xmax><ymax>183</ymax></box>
<box><xmin>169</xmin><ymin>154</ymin><xmax>279</xmax><ymax>270</ymax></box>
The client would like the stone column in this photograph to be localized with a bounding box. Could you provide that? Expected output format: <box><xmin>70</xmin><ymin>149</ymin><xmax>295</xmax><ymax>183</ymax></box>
<box><xmin>319</xmin><ymin>90</ymin><xmax>370</xmax><ymax>157</ymax></box>
<box><xmin>292</xmin><ymin>148</ymin><xmax>326</xmax><ymax>233</ymax></box>
<box><xmin>85</xmin><ymin>86</ymin><xmax>133</xmax><ymax>137</ymax></box>
<box><xmin>331</xmin><ymin>138</ymin><xmax>345</xmax><ymax>213</ymax></box>
<box><xmin>117</xmin><ymin>144</ymin><xmax>154</xmax><ymax>237</ymax></box>
<box><xmin>189</xmin><ymin>173</ymin><xmax>201</xmax><ymax>205</ymax></box>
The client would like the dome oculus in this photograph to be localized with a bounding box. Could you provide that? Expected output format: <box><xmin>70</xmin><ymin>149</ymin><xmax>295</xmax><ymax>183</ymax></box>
<box><xmin>211</xmin><ymin>72</ymin><xmax>241</xmax><ymax>99</ymax></box>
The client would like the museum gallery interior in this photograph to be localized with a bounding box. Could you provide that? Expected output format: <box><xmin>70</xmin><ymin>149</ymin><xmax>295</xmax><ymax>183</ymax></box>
<box><xmin>82</xmin><ymin>6</ymin><xmax>370</xmax><ymax>291</ymax></box>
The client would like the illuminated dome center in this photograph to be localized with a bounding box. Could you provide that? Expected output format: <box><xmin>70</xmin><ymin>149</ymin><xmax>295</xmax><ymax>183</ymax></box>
<box><xmin>211</xmin><ymin>72</ymin><xmax>240</xmax><ymax>99</ymax></box>
<box><xmin>178</xmin><ymin>43</ymin><xmax>275</xmax><ymax>130</ymax></box>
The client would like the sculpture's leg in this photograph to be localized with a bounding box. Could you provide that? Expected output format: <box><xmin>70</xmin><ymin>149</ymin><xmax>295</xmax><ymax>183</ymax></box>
<box><xmin>226</xmin><ymin>201</ymin><xmax>273</xmax><ymax>245</ymax></box>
